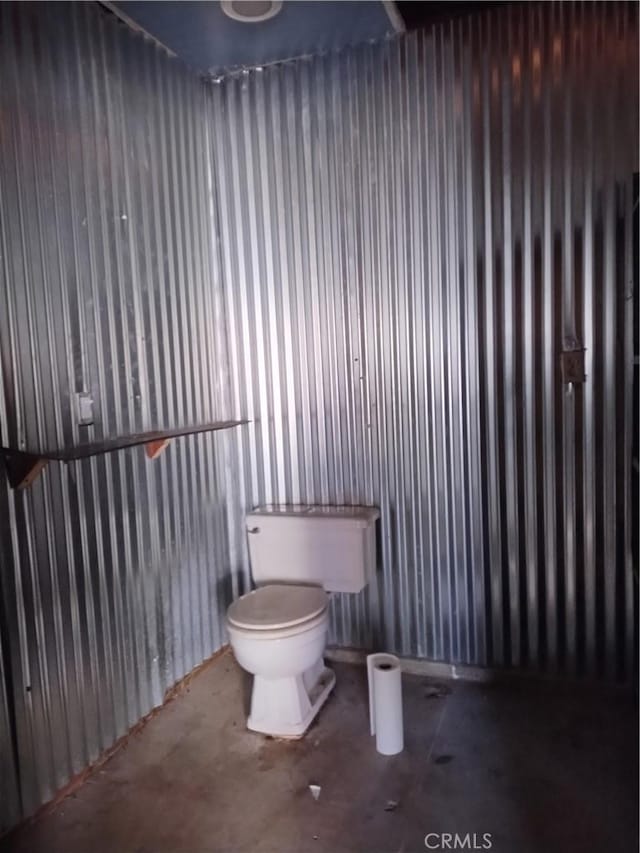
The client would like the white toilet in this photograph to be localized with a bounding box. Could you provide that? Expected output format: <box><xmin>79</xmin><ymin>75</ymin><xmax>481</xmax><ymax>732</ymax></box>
<box><xmin>226</xmin><ymin>505</ymin><xmax>379</xmax><ymax>738</ymax></box>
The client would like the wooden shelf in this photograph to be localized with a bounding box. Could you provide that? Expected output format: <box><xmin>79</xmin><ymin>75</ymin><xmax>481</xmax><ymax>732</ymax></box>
<box><xmin>1</xmin><ymin>420</ymin><xmax>248</xmax><ymax>489</ymax></box>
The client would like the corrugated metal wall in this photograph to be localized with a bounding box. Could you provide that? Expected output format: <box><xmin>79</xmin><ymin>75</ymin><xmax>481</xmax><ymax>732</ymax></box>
<box><xmin>0</xmin><ymin>2</ymin><xmax>241</xmax><ymax>831</ymax></box>
<box><xmin>211</xmin><ymin>2</ymin><xmax>638</xmax><ymax>680</ymax></box>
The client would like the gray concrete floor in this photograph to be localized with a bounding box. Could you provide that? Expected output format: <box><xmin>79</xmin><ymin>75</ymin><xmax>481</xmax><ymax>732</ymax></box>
<box><xmin>3</xmin><ymin>652</ymin><xmax>638</xmax><ymax>853</ymax></box>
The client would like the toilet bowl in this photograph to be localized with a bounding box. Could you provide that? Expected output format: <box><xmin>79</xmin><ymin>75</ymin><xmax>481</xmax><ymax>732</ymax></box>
<box><xmin>226</xmin><ymin>505</ymin><xmax>379</xmax><ymax>738</ymax></box>
<box><xmin>227</xmin><ymin>584</ymin><xmax>335</xmax><ymax>737</ymax></box>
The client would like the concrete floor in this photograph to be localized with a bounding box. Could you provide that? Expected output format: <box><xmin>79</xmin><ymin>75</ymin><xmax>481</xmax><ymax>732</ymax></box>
<box><xmin>3</xmin><ymin>651</ymin><xmax>638</xmax><ymax>853</ymax></box>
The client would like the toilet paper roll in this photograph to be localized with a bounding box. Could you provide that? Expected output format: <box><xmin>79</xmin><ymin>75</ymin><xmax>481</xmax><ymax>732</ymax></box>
<box><xmin>367</xmin><ymin>653</ymin><xmax>403</xmax><ymax>755</ymax></box>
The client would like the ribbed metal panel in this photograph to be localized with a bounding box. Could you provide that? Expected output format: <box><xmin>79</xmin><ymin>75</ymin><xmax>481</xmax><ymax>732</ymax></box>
<box><xmin>0</xmin><ymin>2</ymin><xmax>239</xmax><ymax>830</ymax></box>
<box><xmin>211</xmin><ymin>3</ymin><xmax>638</xmax><ymax>680</ymax></box>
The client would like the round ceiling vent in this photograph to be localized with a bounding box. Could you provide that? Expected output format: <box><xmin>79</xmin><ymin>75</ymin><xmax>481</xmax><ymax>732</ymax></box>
<box><xmin>220</xmin><ymin>0</ymin><xmax>283</xmax><ymax>23</ymax></box>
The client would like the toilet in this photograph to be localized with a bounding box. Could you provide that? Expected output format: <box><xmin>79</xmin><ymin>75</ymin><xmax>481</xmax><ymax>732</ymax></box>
<box><xmin>226</xmin><ymin>505</ymin><xmax>379</xmax><ymax>738</ymax></box>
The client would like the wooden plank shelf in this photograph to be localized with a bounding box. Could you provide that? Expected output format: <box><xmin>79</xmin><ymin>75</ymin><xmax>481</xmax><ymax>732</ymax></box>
<box><xmin>1</xmin><ymin>420</ymin><xmax>248</xmax><ymax>489</ymax></box>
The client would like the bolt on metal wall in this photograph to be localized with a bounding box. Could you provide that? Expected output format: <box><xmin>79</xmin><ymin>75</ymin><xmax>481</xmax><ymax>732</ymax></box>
<box><xmin>0</xmin><ymin>2</ymin><xmax>239</xmax><ymax>831</ymax></box>
<box><xmin>211</xmin><ymin>2</ymin><xmax>638</xmax><ymax>681</ymax></box>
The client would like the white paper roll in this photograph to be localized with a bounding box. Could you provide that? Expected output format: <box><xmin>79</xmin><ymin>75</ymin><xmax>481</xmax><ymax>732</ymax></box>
<box><xmin>367</xmin><ymin>653</ymin><xmax>403</xmax><ymax>755</ymax></box>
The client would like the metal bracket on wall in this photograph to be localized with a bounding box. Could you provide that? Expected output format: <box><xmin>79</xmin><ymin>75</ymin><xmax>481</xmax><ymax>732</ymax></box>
<box><xmin>145</xmin><ymin>438</ymin><xmax>171</xmax><ymax>459</ymax></box>
<box><xmin>560</xmin><ymin>347</ymin><xmax>586</xmax><ymax>384</ymax></box>
<box><xmin>2</xmin><ymin>451</ymin><xmax>49</xmax><ymax>490</ymax></box>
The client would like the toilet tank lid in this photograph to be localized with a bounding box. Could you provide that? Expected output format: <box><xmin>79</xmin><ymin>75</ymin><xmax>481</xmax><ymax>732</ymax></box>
<box><xmin>248</xmin><ymin>505</ymin><xmax>380</xmax><ymax>526</ymax></box>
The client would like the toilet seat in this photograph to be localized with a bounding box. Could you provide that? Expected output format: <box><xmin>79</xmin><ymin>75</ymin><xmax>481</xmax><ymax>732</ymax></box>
<box><xmin>227</xmin><ymin>583</ymin><xmax>328</xmax><ymax>631</ymax></box>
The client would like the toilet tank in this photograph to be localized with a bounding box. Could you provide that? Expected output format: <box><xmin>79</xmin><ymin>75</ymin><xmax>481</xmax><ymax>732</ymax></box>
<box><xmin>246</xmin><ymin>505</ymin><xmax>380</xmax><ymax>593</ymax></box>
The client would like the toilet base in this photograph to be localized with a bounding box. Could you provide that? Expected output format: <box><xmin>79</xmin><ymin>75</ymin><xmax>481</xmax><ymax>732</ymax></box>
<box><xmin>247</xmin><ymin>661</ymin><xmax>336</xmax><ymax>738</ymax></box>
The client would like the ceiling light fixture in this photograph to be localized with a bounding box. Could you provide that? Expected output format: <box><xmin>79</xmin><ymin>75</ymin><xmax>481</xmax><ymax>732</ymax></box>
<box><xmin>220</xmin><ymin>0</ymin><xmax>283</xmax><ymax>23</ymax></box>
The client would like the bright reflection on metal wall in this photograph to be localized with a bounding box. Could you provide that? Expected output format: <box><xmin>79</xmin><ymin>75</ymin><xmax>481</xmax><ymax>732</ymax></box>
<box><xmin>211</xmin><ymin>3</ymin><xmax>638</xmax><ymax>681</ymax></box>
<box><xmin>0</xmin><ymin>2</ymin><xmax>238</xmax><ymax>830</ymax></box>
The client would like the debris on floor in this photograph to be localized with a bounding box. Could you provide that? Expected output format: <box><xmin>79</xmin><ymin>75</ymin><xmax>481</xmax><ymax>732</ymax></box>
<box><xmin>6</xmin><ymin>659</ymin><xmax>637</xmax><ymax>853</ymax></box>
<box><xmin>424</xmin><ymin>683</ymin><xmax>451</xmax><ymax>699</ymax></box>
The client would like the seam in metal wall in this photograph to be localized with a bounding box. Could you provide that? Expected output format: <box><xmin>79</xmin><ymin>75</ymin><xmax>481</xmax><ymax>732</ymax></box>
<box><xmin>211</xmin><ymin>2</ymin><xmax>638</xmax><ymax>680</ymax></box>
<box><xmin>0</xmin><ymin>2</ymin><xmax>240</xmax><ymax>830</ymax></box>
